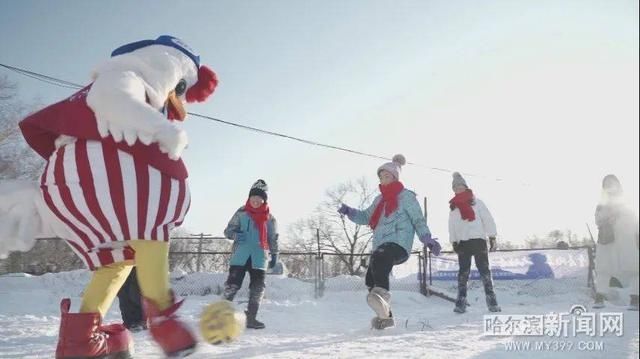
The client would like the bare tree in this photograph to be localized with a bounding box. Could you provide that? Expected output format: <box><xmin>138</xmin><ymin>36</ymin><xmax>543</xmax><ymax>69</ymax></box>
<box><xmin>0</xmin><ymin>75</ymin><xmax>17</xmax><ymax>101</ymax></box>
<box><xmin>279</xmin><ymin>220</ymin><xmax>324</xmax><ymax>278</ymax></box>
<box><xmin>0</xmin><ymin>78</ymin><xmax>63</xmax><ymax>274</ymax></box>
<box><xmin>548</xmin><ymin>230</ymin><xmax>564</xmax><ymax>244</ymax></box>
<box><xmin>0</xmin><ymin>75</ymin><xmax>45</xmax><ymax>180</ymax></box>
<box><xmin>286</xmin><ymin>177</ymin><xmax>376</xmax><ymax>276</ymax></box>
<box><xmin>492</xmin><ymin>240</ymin><xmax>521</xmax><ymax>250</ymax></box>
<box><xmin>525</xmin><ymin>229</ymin><xmax>593</xmax><ymax>249</ymax></box>
<box><xmin>169</xmin><ymin>227</ymin><xmax>195</xmax><ymax>272</ymax></box>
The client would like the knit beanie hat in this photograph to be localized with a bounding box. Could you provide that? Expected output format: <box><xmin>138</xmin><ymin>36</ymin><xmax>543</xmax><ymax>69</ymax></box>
<box><xmin>248</xmin><ymin>179</ymin><xmax>268</xmax><ymax>202</ymax></box>
<box><xmin>452</xmin><ymin>172</ymin><xmax>468</xmax><ymax>189</ymax></box>
<box><xmin>377</xmin><ymin>154</ymin><xmax>406</xmax><ymax>180</ymax></box>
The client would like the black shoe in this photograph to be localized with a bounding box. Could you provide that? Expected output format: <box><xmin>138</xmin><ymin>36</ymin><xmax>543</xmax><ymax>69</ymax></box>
<box><xmin>593</xmin><ymin>293</ymin><xmax>606</xmax><ymax>309</ymax></box>
<box><xmin>125</xmin><ymin>321</ymin><xmax>147</xmax><ymax>333</ymax></box>
<box><xmin>245</xmin><ymin>311</ymin><xmax>265</xmax><ymax>329</ymax></box>
<box><xmin>629</xmin><ymin>295</ymin><xmax>639</xmax><ymax>311</ymax></box>
<box><xmin>486</xmin><ymin>293</ymin><xmax>501</xmax><ymax>311</ymax></box>
<box><xmin>454</xmin><ymin>296</ymin><xmax>467</xmax><ymax>314</ymax></box>
<box><xmin>453</xmin><ymin>305</ymin><xmax>466</xmax><ymax>313</ymax></box>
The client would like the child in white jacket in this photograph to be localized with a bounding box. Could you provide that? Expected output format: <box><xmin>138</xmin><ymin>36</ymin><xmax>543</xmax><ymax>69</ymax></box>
<box><xmin>448</xmin><ymin>172</ymin><xmax>500</xmax><ymax>313</ymax></box>
<box><xmin>593</xmin><ymin>175</ymin><xmax>639</xmax><ymax>311</ymax></box>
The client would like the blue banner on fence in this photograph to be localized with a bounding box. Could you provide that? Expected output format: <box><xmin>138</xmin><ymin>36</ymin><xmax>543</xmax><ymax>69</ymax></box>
<box><xmin>429</xmin><ymin>249</ymin><xmax>589</xmax><ymax>281</ymax></box>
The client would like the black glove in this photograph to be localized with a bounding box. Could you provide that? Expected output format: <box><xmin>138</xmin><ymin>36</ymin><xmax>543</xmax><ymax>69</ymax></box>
<box><xmin>489</xmin><ymin>237</ymin><xmax>497</xmax><ymax>252</ymax></box>
<box><xmin>452</xmin><ymin>242</ymin><xmax>460</xmax><ymax>254</ymax></box>
<box><xmin>268</xmin><ymin>253</ymin><xmax>278</xmax><ymax>269</ymax></box>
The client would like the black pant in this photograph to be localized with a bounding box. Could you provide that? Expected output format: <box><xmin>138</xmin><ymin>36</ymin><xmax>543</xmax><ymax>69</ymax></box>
<box><xmin>223</xmin><ymin>258</ymin><xmax>266</xmax><ymax>318</ymax></box>
<box><xmin>365</xmin><ymin>242</ymin><xmax>409</xmax><ymax>291</ymax></box>
<box><xmin>456</xmin><ymin>239</ymin><xmax>495</xmax><ymax>299</ymax></box>
<box><xmin>117</xmin><ymin>267</ymin><xmax>144</xmax><ymax>328</ymax></box>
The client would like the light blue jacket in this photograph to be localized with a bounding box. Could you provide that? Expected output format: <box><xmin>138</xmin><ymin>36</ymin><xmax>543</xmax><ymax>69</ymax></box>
<box><xmin>224</xmin><ymin>207</ymin><xmax>279</xmax><ymax>270</ymax></box>
<box><xmin>348</xmin><ymin>189</ymin><xmax>430</xmax><ymax>257</ymax></box>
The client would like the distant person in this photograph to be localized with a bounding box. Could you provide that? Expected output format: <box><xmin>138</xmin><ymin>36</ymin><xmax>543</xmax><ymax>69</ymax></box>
<box><xmin>593</xmin><ymin>175</ymin><xmax>639</xmax><ymax>311</ymax></box>
<box><xmin>448</xmin><ymin>172</ymin><xmax>501</xmax><ymax>313</ymax></box>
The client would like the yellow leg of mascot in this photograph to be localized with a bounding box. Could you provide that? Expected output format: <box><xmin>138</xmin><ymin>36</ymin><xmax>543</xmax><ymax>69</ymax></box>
<box><xmin>80</xmin><ymin>241</ymin><xmax>171</xmax><ymax>316</ymax></box>
<box><xmin>58</xmin><ymin>240</ymin><xmax>196</xmax><ymax>358</ymax></box>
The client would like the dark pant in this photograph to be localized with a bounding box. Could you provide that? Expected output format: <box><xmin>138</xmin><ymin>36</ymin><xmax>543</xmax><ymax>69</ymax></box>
<box><xmin>365</xmin><ymin>242</ymin><xmax>409</xmax><ymax>291</ymax></box>
<box><xmin>456</xmin><ymin>239</ymin><xmax>496</xmax><ymax>300</ymax></box>
<box><xmin>223</xmin><ymin>258</ymin><xmax>266</xmax><ymax>318</ymax></box>
<box><xmin>117</xmin><ymin>267</ymin><xmax>144</xmax><ymax>329</ymax></box>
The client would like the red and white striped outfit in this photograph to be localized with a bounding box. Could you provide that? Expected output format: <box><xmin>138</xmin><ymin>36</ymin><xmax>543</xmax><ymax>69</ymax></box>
<box><xmin>21</xmin><ymin>85</ymin><xmax>191</xmax><ymax>270</ymax></box>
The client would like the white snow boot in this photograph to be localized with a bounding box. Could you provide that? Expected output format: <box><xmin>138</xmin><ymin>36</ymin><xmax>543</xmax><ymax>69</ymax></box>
<box><xmin>367</xmin><ymin>287</ymin><xmax>391</xmax><ymax>319</ymax></box>
<box><xmin>367</xmin><ymin>287</ymin><xmax>395</xmax><ymax>329</ymax></box>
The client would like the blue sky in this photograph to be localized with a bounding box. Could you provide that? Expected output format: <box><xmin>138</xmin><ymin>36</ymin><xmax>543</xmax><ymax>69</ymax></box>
<box><xmin>1</xmin><ymin>0</ymin><xmax>638</xmax><ymax>248</ymax></box>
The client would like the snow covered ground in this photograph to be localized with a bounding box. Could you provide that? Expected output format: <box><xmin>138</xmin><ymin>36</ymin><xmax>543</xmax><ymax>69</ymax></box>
<box><xmin>0</xmin><ymin>271</ymin><xmax>637</xmax><ymax>358</ymax></box>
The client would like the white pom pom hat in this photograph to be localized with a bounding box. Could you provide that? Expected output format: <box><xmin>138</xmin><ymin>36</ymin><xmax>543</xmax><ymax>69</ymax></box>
<box><xmin>377</xmin><ymin>154</ymin><xmax>406</xmax><ymax>180</ymax></box>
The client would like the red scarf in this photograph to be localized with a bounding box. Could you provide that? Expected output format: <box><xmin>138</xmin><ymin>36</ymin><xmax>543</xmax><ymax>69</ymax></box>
<box><xmin>244</xmin><ymin>200</ymin><xmax>270</xmax><ymax>250</ymax></box>
<box><xmin>369</xmin><ymin>181</ymin><xmax>404</xmax><ymax>230</ymax></box>
<box><xmin>449</xmin><ymin>189</ymin><xmax>476</xmax><ymax>221</ymax></box>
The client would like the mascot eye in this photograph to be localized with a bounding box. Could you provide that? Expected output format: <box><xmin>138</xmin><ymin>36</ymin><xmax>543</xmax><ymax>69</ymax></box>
<box><xmin>175</xmin><ymin>79</ymin><xmax>187</xmax><ymax>96</ymax></box>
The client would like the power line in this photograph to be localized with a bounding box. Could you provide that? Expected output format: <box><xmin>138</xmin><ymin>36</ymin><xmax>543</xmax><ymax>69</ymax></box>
<box><xmin>189</xmin><ymin>112</ymin><xmax>410</xmax><ymax>165</ymax></box>
<box><xmin>0</xmin><ymin>63</ymin><xmax>83</xmax><ymax>89</ymax></box>
<box><xmin>1</xmin><ymin>62</ymin><xmax>507</xmax><ymax>181</ymax></box>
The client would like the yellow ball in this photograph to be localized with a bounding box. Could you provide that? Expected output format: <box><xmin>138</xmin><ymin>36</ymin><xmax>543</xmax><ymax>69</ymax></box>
<box><xmin>199</xmin><ymin>300</ymin><xmax>245</xmax><ymax>345</ymax></box>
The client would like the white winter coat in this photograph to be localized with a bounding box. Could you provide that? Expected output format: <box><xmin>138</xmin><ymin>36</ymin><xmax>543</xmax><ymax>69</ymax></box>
<box><xmin>595</xmin><ymin>199</ymin><xmax>639</xmax><ymax>276</ymax></box>
<box><xmin>448</xmin><ymin>198</ymin><xmax>497</xmax><ymax>243</ymax></box>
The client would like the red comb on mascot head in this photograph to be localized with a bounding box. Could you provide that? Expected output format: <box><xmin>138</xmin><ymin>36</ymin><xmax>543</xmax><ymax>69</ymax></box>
<box><xmin>10</xmin><ymin>35</ymin><xmax>217</xmax><ymax>358</ymax></box>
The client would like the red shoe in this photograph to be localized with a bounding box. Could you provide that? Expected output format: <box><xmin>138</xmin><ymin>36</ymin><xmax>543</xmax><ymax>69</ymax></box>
<box><xmin>144</xmin><ymin>296</ymin><xmax>197</xmax><ymax>357</ymax></box>
<box><xmin>55</xmin><ymin>298</ymin><xmax>132</xmax><ymax>359</ymax></box>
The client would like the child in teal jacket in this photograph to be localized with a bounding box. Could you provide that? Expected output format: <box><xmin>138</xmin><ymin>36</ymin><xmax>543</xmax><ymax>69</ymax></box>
<box><xmin>222</xmin><ymin>179</ymin><xmax>278</xmax><ymax>329</ymax></box>
<box><xmin>339</xmin><ymin>155</ymin><xmax>441</xmax><ymax>329</ymax></box>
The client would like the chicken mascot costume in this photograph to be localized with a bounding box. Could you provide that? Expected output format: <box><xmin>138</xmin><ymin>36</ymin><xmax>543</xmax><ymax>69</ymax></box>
<box><xmin>3</xmin><ymin>35</ymin><xmax>218</xmax><ymax>358</ymax></box>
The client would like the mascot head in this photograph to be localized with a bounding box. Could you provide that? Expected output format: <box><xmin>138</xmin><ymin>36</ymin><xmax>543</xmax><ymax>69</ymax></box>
<box><xmin>106</xmin><ymin>35</ymin><xmax>217</xmax><ymax>121</ymax></box>
<box><xmin>84</xmin><ymin>35</ymin><xmax>218</xmax><ymax>159</ymax></box>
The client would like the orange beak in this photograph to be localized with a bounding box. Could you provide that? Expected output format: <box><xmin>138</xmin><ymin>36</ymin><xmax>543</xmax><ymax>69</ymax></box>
<box><xmin>166</xmin><ymin>90</ymin><xmax>186</xmax><ymax>121</ymax></box>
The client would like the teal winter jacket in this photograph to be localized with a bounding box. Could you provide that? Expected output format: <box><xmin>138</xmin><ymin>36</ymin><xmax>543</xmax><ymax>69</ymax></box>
<box><xmin>348</xmin><ymin>189</ymin><xmax>430</xmax><ymax>257</ymax></box>
<box><xmin>224</xmin><ymin>207</ymin><xmax>278</xmax><ymax>270</ymax></box>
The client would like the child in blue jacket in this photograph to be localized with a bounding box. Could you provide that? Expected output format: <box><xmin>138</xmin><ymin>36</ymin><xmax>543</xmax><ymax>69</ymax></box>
<box><xmin>339</xmin><ymin>154</ymin><xmax>441</xmax><ymax>329</ymax></box>
<box><xmin>222</xmin><ymin>179</ymin><xmax>278</xmax><ymax>329</ymax></box>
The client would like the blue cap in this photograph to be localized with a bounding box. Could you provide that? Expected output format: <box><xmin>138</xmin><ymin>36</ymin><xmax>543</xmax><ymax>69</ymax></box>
<box><xmin>111</xmin><ymin>35</ymin><xmax>200</xmax><ymax>69</ymax></box>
